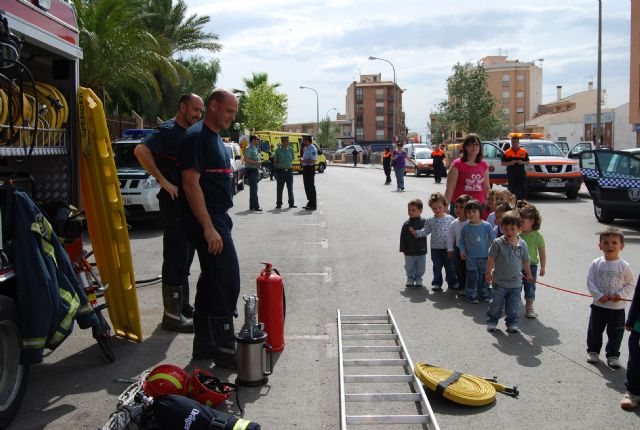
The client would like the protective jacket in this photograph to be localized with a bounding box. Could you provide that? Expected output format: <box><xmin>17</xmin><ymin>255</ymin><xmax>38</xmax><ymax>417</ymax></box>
<box><xmin>2</xmin><ymin>186</ymin><xmax>97</xmax><ymax>364</ymax></box>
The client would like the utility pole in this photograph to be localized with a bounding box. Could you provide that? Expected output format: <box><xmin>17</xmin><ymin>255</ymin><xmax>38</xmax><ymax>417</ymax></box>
<box><xmin>595</xmin><ymin>0</ymin><xmax>603</xmax><ymax>148</ymax></box>
<box><xmin>369</xmin><ymin>56</ymin><xmax>397</xmax><ymax>142</ymax></box>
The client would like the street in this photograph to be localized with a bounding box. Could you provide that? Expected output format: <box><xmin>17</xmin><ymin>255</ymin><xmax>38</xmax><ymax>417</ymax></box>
<box><xmin>11</xmin><ymin>165</ymin><xmax>640</xmax><ymax>430</ymax></box>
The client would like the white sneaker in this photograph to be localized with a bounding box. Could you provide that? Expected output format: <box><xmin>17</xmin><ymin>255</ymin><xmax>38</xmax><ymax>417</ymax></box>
<box><xmin>607</xmin><ymin>356</ymin><xmax>622</xmax><ymax>369</ymax></box>
<box><xmin>506</xmin><ymin>325</ymin><xmax>520</xmax><ymax>334</ymax></box>
<box><xmin>621</xmin><ymin>391</ymin><xmax>640</xmax><ymax>409</ymax></box>
<box><xmin>587</xmin><ymin>352</ymin><xmax>600</xmax><ymax>364</ymax></box>
<box><xmin>487</xmin><ymin>323</ymin><xmax>497</xmax><ymax>332</ymax></box>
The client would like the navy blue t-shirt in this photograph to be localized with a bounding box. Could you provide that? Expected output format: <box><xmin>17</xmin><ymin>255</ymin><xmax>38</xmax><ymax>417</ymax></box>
<box><xmin>178</xmin><ymin>121</ymin><xmax>233</xmax><ymax>212</ymax></box>
<box><xmin>142</xmin><ymin>119</ymin><xmax>186</xmax><ymax>186</ymax></box>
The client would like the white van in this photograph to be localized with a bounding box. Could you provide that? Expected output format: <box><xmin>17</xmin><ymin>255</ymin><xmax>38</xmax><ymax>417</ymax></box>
<box><xmin>224</xmin><ymin>142</ymin><xmax>245</xmax><ymax>195</ymax></box>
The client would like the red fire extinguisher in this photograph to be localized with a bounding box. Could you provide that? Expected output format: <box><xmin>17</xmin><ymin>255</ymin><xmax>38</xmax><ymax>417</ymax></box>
<box><xmin>257</xmin><ymin>262</ymin><xmax>285</xmax><ymax>352</ymax></box>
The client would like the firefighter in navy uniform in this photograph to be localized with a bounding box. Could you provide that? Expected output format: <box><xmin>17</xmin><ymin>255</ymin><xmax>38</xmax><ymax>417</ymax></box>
<box><xmin>501</xmin><ymin>135</ymin><xmax>530</xmax><ymax>200</ymax></box>
<box><xmin>134</xmin><ymin>94</ymin><xmax>204</xmax><ymax>333</ymax></box>
<box><xmin>178</xmin><ymin>89</ymin><xmax>240</xmax><ymax>368</ymax></box>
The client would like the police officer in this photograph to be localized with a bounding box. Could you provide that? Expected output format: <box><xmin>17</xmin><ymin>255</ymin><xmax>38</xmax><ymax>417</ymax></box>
<box><xmin>178</xmin><ymin>88</ymin><xmax>240</xmax><ymax>368</ymax></box>
<box><xmin>134</xmin><ymin>93</ymin><xmax>204</xmax><ymax>333</ymax></box>
<box><xmin>274</xmin><ymin>136</ymin><xmax>296</xmax><ymax>209</ymax></box>
<box><xmin>501</xmin><ymin>135</ymin><xmax>530</xmax><ymax>200</ymax></box>
<box><xmin>244</xmin><ymin>135</ymin><xmax>262</xmax><ymax>211</ymax></box>
<box><xmin>301</xmin><ymin>135</ymin><xmax>317</xmax><ymax>210</ymax></box>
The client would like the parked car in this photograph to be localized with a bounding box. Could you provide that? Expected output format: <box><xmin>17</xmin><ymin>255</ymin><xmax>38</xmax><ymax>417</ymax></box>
<box><xmin>413</xmin><ymin>149</ymin><xmax>434</xmax><ymax>176</ymax></box>
<box><xmin>335</xmin><ymin>144</ymin><xmax>363</xmax><ymax>155</ymax></box>
<box><xmin>112</xmin><ymin>130</ymin><xmax>160</xmax><ymax>221</ymax></box>
<box><xmin>224</xmin><ymin>142</ymin><xmax>245</xmax><ymax>195</ymax></box>
<box><xmin>622</xmin><ymin>147</ymin><xmax>640</xmax><ymax>157</ymax></box>
<box><xmin>482</xmin><ymin>139</ymin><xmax>582</xmax><ymax>199</ymax></box>
<box><xmin>580</xmin><ymin>149</ymin><xmax>640</xmax><ymax>223</ymax></box>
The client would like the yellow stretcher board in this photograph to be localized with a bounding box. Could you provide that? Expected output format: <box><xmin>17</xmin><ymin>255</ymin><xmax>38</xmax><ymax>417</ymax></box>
<box><xmin>77</xmin><ymin>87</ymin><xmax>142</xmax><ymax>342</ymax></box>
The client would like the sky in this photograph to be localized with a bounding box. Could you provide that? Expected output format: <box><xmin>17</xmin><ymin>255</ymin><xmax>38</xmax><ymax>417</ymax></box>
<box><xmin>183</xmin><ymin>0</ymin><xmax>631</xmax><ymax>138</ymax></box>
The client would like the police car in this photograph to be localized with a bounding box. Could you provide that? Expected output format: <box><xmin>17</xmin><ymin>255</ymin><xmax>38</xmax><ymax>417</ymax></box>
<box><xmin>112</xmin><ymin>129</ymin><xmax>161</xmax><ymax>220</ymax></box>
<box><xmin>580</xmin><ymin>149</ymin><xmax>640</xmax><ymax>223</ymax></box>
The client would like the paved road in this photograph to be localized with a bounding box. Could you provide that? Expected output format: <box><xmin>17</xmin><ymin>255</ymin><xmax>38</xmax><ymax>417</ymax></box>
<box><xmin>11</xmin><ymin>166</ymin><xmax>640</xmax><ymax>429</ymax></box>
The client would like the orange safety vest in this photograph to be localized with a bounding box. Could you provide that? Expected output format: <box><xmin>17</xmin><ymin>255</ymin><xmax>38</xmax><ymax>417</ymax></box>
<box><xmin>432</xmin><ymin>149</ymin><xmax>444</xmax><ymax>157</ymax></box>
<box><xmin>504</xmin><ymin>147</ymin><xmax>528</xmax><ymax>159</ymax></box>
<box><xmin>383</xmin><ymin>152</ymin><xmax>392</xmax><ymax>158</ymax></box>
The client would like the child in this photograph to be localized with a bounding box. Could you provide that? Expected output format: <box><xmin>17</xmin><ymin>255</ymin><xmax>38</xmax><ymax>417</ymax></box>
<box><xmin>484</xmin><ymin>190</ymin><xmax>497</xmax><ymax>221</ymax></box>
<box><xmin>447</xmin><ymin>194</ymin><xmax>472</xmax><ymax>295</ymax></box>
<box><xmin>411</xmin><ymin>193</ymin><xmax>457</xmax><ymax>291</ymax></box>
<box><xmin>486</xmin><ymin>189</ymin><xmax>509</xmax><ymax>227</ymax></box>
<box><xmin>621</xmin><ymin>276</ymin><xmax>640</xmax><ymax>409</ymax></box>
<box><xmin>459</xmin><ymin>199</ymin><xmax>495</xmax><ymax>303</ymax></box>
<box><xmin>492</xmin><ymin>203</ymin><xmax>512</xmax><ymax>238</ymax></box>
<box><xmin>486</xmin><ymin>210</ymin><xmax>533</xmax><ymax>333</ymax></box>
<box><xmin>400</xmin><ymin>199</ymin><xmax>428</xmax><ymax>288</ymax></box>
<box><xmin>586</xmin><ymin>227</ymin><xmax>635</xmax><ymax>368</ymax></box>
<box><xmin>519</xmin><ymin>204</ymin><xmax>546</xmax><ymax>319</ymax></box>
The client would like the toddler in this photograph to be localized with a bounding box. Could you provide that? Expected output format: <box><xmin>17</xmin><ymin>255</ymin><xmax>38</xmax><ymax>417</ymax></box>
<box><xmin>586</xmin><ymin>228</ymin><xmax>635</xmax><ymax>369</ymax></box>
<box><xmin>447</xmin><ymin>194</ymin><xmax>472</xmax><ymax>295</ymax></box>
<box><xmin>486</xmin><ymin>210</ymin><xmax>532</xmax><ymax>333</ymax></box>
<box><xmin>487</xmin><ymin>189</ymin><xmax>510</xmax><ymax>227</ymax></box>
<box><xmin>621</xmin><ymin>276</ymin><xmax>640</xmax><ymax>409</ymax></box>
<box><xmin>459</xmin><ymin>199</ymin><xmax>495</xmax><ymax>303</ymax></box>
<box><xmin>400</xmin><ymin>199</ymin><xmax>428</xmax><ymax>288</ymax></box>
<box><xmin>492</xmin><ymin>203</ymin><xmax>512</xmax><ymax>238</ymax></box>
<box><xmin>519</xmin><ymin>204</ymin><xmax>546</xmax><ymax>318</ymax></box>
<box><xmin>411</xmin><ymin>193</ymin><xmax>457</xmax><ymax>291</ymax></box>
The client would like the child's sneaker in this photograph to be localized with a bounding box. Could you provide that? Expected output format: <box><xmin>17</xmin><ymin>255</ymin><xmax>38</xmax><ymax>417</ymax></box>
<box><xmin>467</xmin><ymin>298</ymin><xmax>479</xmax><ymax>304</ymax></box>
<box><xmin>405</xmin><ymin>281</ymin><xmax>414</xmax><ymax>288</ymax></box>
<box><xmin>449</xmin><ymin>283</ymin><xmax>459</xmax><ymax>290</ymax></box>
<box><xmin>607</xmin><ymin>356</ymin><xmax>622</xmax><ymax>369</ymax></box>
<box><xmin>432</xmin><ymin>285</ymin><xmax>443</xmax><ymax>292</ymax></box>
<box><xmin>479</xmin><ymin>296</ymin><xmax>491</xmax><ymax>302</ymax></box>
<box><xmin>486</xmin><ymin>323</ymin><xmax>497</xmax><ymax>332</ymax></box>
<box><xmin>415</xmin><ymin>281</ymin><xmax>424</xmax><ymax>288</ymax></box>
<box><xmin>587</xmin><ymin>352</ymin><xmax>600</xmax><ymax>364</ymax></box>
<box><xmin>621</xmin><ymin>391</ymin><xmax>640</xmax><ymax>410</ymax></box>
<box><xmin>506</xmin><ymin>326</ymin><xmax>520</xmax><ymax>334</ymax></box>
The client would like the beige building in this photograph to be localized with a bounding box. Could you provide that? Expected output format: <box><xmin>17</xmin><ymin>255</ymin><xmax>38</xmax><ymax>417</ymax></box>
<box><xmin>283</xmin><ymin>113</ymin><xmax>353</xmax><ymax>147</ymax></box>
<box><xmin>482</xmin><ymin>56</ymin><xmax>543</xmax><ymax>133</ymax></box>
<box><xmin>345</xmin><ymin>74</ymin><xmax>405</xmax><ymax>144</ymax></box>
<box><xmin>630</xmin><ymin>0</ymin><xmax>640</xmax><ymax>145</ymax></box>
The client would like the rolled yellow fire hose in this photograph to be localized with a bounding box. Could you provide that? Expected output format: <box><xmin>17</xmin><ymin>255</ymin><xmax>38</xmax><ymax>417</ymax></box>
<box><xmin>415</xmin><ymin>362</ymin><xmax>519</xmax><ymax>406</ymax></box>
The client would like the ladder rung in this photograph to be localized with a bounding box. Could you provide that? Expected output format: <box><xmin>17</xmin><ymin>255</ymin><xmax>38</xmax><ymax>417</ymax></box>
<box><xmin>344</xmin><ymin>374</ymin><xmax>414</xmax><ymax>383</ymax></box>
<box><xmin>342</xmin><ymin>334</ymin><xmax>397</xmax><ymax>340</ymax></box>
<box><xmin>341</xmin><ymin>323</ymin><xmax>393</xmax><ymax>330</ymax></box>
<box><xmin>342</xmin><ymin>345</ymin><xmax>401</xmax><ymax>352</ymax></box>
<box><xmin>346</xmin><ymin>415</ymin><xmax>428</xmax><ymax>425</ymax></box>
<box><xmin>346</xmin><ymin>392</ymin><xmax>421</xmax><ymax>402</ymax></box>
<box><xmin>344</xmin><ymin>358</ymin><xmax>407</xmax><ymax>366</ymax></box>
<box><xmin>341</xmin><ymin>315</ymin><xmax>388</xmax><ymax>321</ymax></box>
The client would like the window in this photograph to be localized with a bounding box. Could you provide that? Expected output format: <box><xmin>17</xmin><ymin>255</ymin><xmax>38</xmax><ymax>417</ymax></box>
<box><xmin>356</xmin><ymin>88</ymin><xmax>363</xmax><ymax>102</ymax></box>
<box><xmin>356</xmin><ymin>102</ymin><xmax>363</xmax><ymax>112</ymax></box>
<box><xmin>502</xmin><ymin>74</ymin><xmax>510</xmax><ymax>87</ymax></box>
<box><xmin>516</xmin><ymin>91</ymin><xmax>524</xmax><ymax>98</ymax></box>
<box><xmin>502</xmin><ymin>107</ymin><xmax>510</xmax><ymax>120</ymax></box>
<box><xmin>356</xmin><ymin>115</ymin><xmax>363</xmax><ymax>127</ymax></box>
<box><xmin>375</xmin><ymin>101</ymin><xmax>384</xmax><ymax>114</ymax></box>
<box><xmin>376</xmin><ymin>130</ymin><xmax>385</xmax><ymax>139</ymax></box>
<box><xmin>356</xmin><ymin>128</ymin><xmax>364</xmax><ymax>140</ymax></box>
<box><xmin>516</xmin><ymin>107</ymin><xmax>524</xmax><ymax>114</ymax></box>
<box><xmin>376</xmin><ymin>115</ymin><xmax>385</xmax><ymax>127</ymax></box>
<box><xmin>517</xmin><ymin>74</ymin><xmax>524</xmax><ymax>81</ymax></box>
<box><xmin>502</xmin><ymin>91</ymin><xmax>510</xmax><ymax>98</ymax></box>
<box><xmin>375</xmin><ymin>88</ymin><xmax>384</xmax><ymax>101</ymax></box>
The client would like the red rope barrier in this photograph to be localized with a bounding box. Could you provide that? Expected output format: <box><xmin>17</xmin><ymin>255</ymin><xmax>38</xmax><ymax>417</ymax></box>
<box><xmin>536</xmin><ymin>280</ymin><xmax>631</xmax><ymax>302</ymax></box>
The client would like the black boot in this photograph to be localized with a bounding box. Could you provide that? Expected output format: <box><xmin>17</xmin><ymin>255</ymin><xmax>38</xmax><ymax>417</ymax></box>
<box><xmin>161</xmin><ymin>284</ymin><xmax>193</xmax><ymax>333</ymax></box>
<box><xmin>181</xmin><ymin>278</ymin><xmax>194</xmax><ymax>318</ymax></box>
<box><xmin>192</xmin><ymin>314</ymin><xmax>237</xmax><ymax>369</ymax></box>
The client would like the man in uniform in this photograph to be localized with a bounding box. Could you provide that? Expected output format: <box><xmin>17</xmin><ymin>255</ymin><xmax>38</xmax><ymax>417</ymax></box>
<box><xmin>178</xmin><ymin>89</ymin><xmax>240</xmax><ymax>368</ymax></box>
<box><xmin>244</xmin><ymin>135</ymin><xmax>262</xmax><ymax>211</ymax></box>
<box><xmin>501</xmin><ymin>135</ymin><xmax>530</xmax><ymax>200</ymax></box>
<box><xmin>274</xmin><ymin>136</ymin><xmax>296</xmax><ymax>209</ymax></box>
<box><xmin>301</xmin><ymin>135</ymin><xmax>317</xmax><ymax>210</ymax></box>
<box><xmin>431</xmin><ymin>144</ymin><xmax>446</xmax><ymax>184</ymax></box>
<box><xmin>134</xmin><ymin>93</ymin><xmax>204</xmax><ymax>333</ymax></box>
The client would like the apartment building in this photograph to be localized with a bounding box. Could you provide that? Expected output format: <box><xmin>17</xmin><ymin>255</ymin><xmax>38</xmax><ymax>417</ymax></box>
<box><xmin>345</xmin><ymin>74</ymin><xmax>405</xmax><ymax>144</ymax></box>
<box><xmin>482</xmin><ymin>56</ymin><xmax>543</xmax><ymax>133</ymax></box>
<box><xmin>283</xmin><ymin>113</ymin><xmax>353</xmax><ymax>147</ymax></box>
<box><xmin>630</xmin><ymin>0</ymin><xmax>640</xmax><ymax>146</ymax></box>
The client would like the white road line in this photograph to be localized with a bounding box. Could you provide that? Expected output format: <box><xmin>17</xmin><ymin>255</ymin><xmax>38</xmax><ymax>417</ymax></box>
<box><xmin>287</xmin><ymin>269</ymin><xmax>333</xmax><ymax>282</ymax></box>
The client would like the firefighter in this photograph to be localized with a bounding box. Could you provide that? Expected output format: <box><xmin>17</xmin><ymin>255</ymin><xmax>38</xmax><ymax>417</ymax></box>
<box><xmin>178</xmin><ymin>89</ymin><xmax>240</xmax><ymax>368</ymax></box>
<box><xmin>134</xmin><ymin>94</ymin><xmax>204</xmax><ymax>333</ymax></box>
<box><xmin>501</xmin><ymin>135</ymin><xmax>530</xmax><ymax>200</ymax></box>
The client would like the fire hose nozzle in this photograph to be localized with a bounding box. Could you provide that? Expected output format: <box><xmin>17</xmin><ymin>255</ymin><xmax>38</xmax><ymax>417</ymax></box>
<box><xmin>504</xmin><ymin>385</ymin><xmax>519</xmax><ymax>398</ymax></box>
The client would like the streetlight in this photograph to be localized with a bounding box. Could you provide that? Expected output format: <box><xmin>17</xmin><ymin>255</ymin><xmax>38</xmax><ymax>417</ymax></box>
<box><xmin>523</xmin><ymin>58</ymin><xmax>544</xmax><ymax>132</ymax></box>
<box><xmin>300</xmin><ymin>85</ymin><xmax>319</xmax><ymax>135</ymax></box>
<box><xmin>368</xmin><ymin>56</ymin><xmax>396</xmax><ymax>142</ymax></box>
<box><xmin>325</xmin><ymin>107</ymin><xmax>337</xmax><ymax>120</ymax></box>
<box><xmin>595</xmin><ymin>0</ymin><xmax>602</xmax><ymax>148</ymax></box>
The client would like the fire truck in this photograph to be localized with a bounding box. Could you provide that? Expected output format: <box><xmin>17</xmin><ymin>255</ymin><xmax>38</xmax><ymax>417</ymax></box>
<box><xmin>0</xmin><ymin>2</ymin><xmax>138</xmax><ymax>427</ymax></box>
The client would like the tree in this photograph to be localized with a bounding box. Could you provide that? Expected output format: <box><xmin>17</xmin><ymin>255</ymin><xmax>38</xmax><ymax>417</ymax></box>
<box><xmin>242</xmin><ymin>82</ymin><xmax>288</xmax><ymax>131</ymax></box>
<box><xmin>316</xmin><ymin>118</ymin><xmax>340</xmax><ymax>149</ymax></box>
<box><xmin>439</xmin><ymin>62</ymin><xmax>503</xmax><ymax>140</ymax></box>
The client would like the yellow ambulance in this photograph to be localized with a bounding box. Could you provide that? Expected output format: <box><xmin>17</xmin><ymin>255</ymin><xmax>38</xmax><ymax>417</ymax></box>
<box><xmin>255</xmin><ymin>131</ymin><xmax>327</xmax><ymax>173</ymax></box>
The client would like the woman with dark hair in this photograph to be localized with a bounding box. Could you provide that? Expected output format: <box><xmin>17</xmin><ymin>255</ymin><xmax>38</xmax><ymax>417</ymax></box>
<box><xmin>444</xmin><ymin>134</ymin><xmax>490</xmax><ymax>213</ymax></box>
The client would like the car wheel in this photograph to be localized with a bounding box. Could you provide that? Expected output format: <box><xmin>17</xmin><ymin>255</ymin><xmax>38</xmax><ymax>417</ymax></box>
<box><xmin>0</xmin><ymin>296</ymin><xmax>29</xmax><ymax>429</ymax></box>
<box><xmin>566</xmin><ymin>189</ymin><xmax>579</xmax><ymax>199</ymax></box>
<box><xmin>593</xmin><ymin>201</ymin><xmax>614</xmax><ymax>223</ymax></box>
<box><xmin>318</xmin><ymin>163</ymin><xmax>326</xmax><ymax>173</ymax></box>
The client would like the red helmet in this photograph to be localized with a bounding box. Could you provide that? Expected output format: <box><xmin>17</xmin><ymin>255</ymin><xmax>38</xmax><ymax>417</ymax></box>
<box><xmin>142</xmin><ymin>364</ymin><xmax>189</xmax><ymax>398</ymax></box>
<box><xmin>187</xmin><ymin>369</ymin><xmax>235</xmax><ymax>408</ymax></box>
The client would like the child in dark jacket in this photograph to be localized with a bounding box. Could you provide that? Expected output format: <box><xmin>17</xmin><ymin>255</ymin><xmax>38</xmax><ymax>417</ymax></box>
<box><xmin>400</xmin><ymin>199</ymin><xmax>427</xmax><ymax>288</ymax></box>
<box><xmin>622</xmin><ymin>275</ymin><xmax>640</xmax><ymax>409</ymax></box>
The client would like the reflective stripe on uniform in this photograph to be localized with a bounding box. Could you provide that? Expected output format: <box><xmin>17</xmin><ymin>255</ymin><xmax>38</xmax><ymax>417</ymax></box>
<box><xmin>49</xmin><ymin>289</ymin><xmax>81</xmax><ymax>347</ymax></box>
<box><xmin>23</xmin><ymin>337</ymin><xmax>46</xmax><ymax>348</ymax></box>
<box><xmin>31</xmin><ymin>218</ymin><xmax>58</xmax><ymax>266</ymax></box>
<box><xmin>232</xmin><ymin>418</ymin><xmax>251</xmax><ymax>430</ymax></box>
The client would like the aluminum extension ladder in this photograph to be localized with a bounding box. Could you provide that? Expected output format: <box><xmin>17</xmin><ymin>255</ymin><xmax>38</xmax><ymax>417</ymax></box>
<box><xmin>338</xmin><ymin>309</ymin><xmax>440</xmax><ymax>429</ymax></box>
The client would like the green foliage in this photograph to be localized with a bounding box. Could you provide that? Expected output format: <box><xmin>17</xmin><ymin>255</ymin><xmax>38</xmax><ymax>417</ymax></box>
<box><xmin>242</xmin><ymin>82</ymin><xmax>288</xmax><ymax>131</ymax></box>
<box><xmin>316</xmin><ymin>118</ymin><xmax>341</xmax><ymax>149</ymax></box>
<box><xmin>439</xmin><ymin>62</ymin><xmax>503</xmax><ymax>140</ymax></box>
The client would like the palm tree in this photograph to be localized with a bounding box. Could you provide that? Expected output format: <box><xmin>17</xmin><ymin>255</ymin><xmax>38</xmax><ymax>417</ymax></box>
<box><xmin>242</xmin><ymin>72</ymin><xmax>281</xmax><ymax>90</ymax></box>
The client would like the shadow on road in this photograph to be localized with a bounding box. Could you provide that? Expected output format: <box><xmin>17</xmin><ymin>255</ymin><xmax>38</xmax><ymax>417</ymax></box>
<box><xmin>400</xmin><ymin>285</ymin><xmax>430</xmax><ymax>303</ymax></box>
<box><xmin>424</xmin><ymin>390</ymin><xmax>497</xmax><ymax>416</ymax></box>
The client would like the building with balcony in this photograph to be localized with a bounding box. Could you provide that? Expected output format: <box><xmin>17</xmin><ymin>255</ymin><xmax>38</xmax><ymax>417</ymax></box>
<box><xmin>345</xmin><ymin>74</ymin><xmax>405</xmax><ymax>146</ymax></box>
<box><xmin>482</xmin><ymin>56</ymin><xmax>543</xmax><ymax>134</ymax></box>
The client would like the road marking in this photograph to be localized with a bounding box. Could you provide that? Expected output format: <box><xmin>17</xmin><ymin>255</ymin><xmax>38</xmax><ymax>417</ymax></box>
<box><xmin>303</xmin><ymin>238</ymin><xmax>329</xmax><ymax>248</ymax></box>
<box><xmin>287</xmin><ymin>267</ymin><xmax>332</xmax><ymax>282</ymax></box>
<box><xmin>287</xmin><ymin>334</ymin><xmax>329</xmax><ymax>341</ymax></box>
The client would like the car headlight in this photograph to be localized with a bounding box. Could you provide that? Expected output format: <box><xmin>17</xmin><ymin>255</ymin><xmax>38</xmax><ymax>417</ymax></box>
<box><xmin>142</xmin><ymin>176</ymin><xmax>160</xmax><ymax>189</ymax></box>
<box><xmin>525</xmin><ymin>164</ymin><xmax>536</xmax><ymax>172</ymax></box>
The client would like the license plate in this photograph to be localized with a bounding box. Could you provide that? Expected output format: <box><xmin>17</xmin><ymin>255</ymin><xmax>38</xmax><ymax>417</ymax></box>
<box><xmin>123</xmin><ymin>198</ymin><xmax>133</xmax><ymax>205</ymax></box>
<box><xmin>545</xmin><ymin>181</ymin><xmax>565</xmax><ymax>188</ymax></box>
